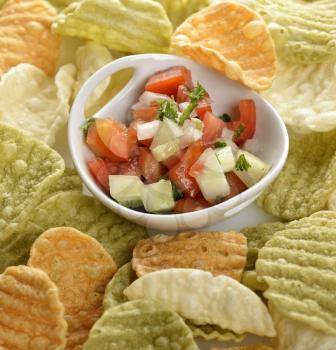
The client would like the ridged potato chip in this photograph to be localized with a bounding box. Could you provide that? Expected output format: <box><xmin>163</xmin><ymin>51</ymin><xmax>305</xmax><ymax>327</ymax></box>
<box><xmin>242</xmin><ymin>270</ymin><xmax>268</xmax><ymax>292</ymax></box>
<box><xmin>171</xmin><ymin>1</ymin><xmax>276</xmax><ymax>91</ymax></box>
<box><xmin>241</xmin><ymin>222</ymin><xmax>286</xmax><ymax>270</ymax></box>
<box><xmin>103</xmin><ymin>262</ymin><xmax>135</xmax><ymax>310</ymax></box>
<box><xmin>257</xmin><ymin>130</ymin><xmax>336</xmax><ymax>220</ymax></box>
<box><xmin>187</xmin><ymin>322</ymin><xmax>246</xmax><ymax>342</ymax></box>
<box><xmin>73</xmin><ymin>42</ymin><xmax>113</xmax><ymax>117</ymax></box>
<box><xmin>254</xmin><ymin>0</ymin><xmax>336</xmax><ymax>64</ymax></box>
<box><xmin>53</xmin><ymin>0</ymin><xmax>173</xmax><ymax>54</ymax></box>
<box><xmin>0</xmin><ymin>0</ymin><xmax>61</xmax><ymax>75</ymax></box>
<box><xmin>0</xmin><ymin>122</ymin><xmax>64</xmax><ymax>235</ymax></box>
<box><xmin>133</xmin><ymin>231</ymin><xmax>247</xmax><ymax>281</ymax></box>
<box><xmin>83</xmin><ymin>300</ymin><xmax>198</xmax><ymax>350</ymax></box>
<box><xmin>0</xmin><ymin>63</ymin><xmax>76</xmax><ymax>146</ymax></box>
<box><xmin>28</xmin><ymin>227</ymin><xmax>117</xmax><ymax>349</ymax></box>
<box><xmin>211</xmin><ymin>345</ymin><xmax>273</xmax><ymax>350</ymax></box>
<box><xmin>0</xmin><ymin>191</ymin><xmax>148</xmax><ymax>273</ymax></box>
<box><xmin>124</xmin><ymin>268</ymin><xmax>275</xmax><ymax>337</ymax></box>
<box><xmin>271</xmin><ymin>305</ymin><xmax>336</xmax><ymax>350</ymax></box>
<box><xmin>154</xmin><ymin>0</ymin><xmax>210</xmax><ymax>28</ymax></box>
<box><xmin>0</xmin><ymin>265</ymin><xmax>67</xmax><ymax>350</ymax></box>
<box><xmin>256</xmin><ymin>216</ymin><xmax>336</xmax><ymax>335</ymax></box>
<box><xmin>328</xmin><ymin>191</ymin><xmax>336</xmax><ymax>211</ymax></box>
<box><xmin>262</xmin><ymin>58</ymin><xmax>336</xmax><ymax>133</ymax></box>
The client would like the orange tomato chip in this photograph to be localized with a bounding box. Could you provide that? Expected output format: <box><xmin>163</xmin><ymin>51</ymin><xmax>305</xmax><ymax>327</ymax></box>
<box><xmin>28</xmin><ymin>227</ymin><xmax>117</xmax><ymax>350</ymax></box>
<box><xmin>0</xmin><ymin>265</ymin><xmax>67</xmax><ymax>350</ymax></box>
<box><xmin>133</xmin><ymin>231</ymin><xmax>248</xmax><ymax>281</ymax></box>
<box><xmin>0</xmin><ymin>0</ymin><xmax>61</xmax><ymax>75</ymax></box>
<box><xmin>171</xmin><ymin>1</ymin><xmax>276</xmax><ymax>91</ymax></box>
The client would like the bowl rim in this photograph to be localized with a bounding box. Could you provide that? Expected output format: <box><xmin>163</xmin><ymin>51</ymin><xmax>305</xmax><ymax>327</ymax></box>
<box><xmin>69</xmin><ymin>53</ymin><xmax>289</xmax><ymax>222</ymax></box>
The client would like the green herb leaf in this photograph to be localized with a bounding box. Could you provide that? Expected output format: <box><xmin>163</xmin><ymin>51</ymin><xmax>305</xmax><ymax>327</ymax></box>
<box><xmin>234</xmin><ymin>123</ymin><xmax>246</xmax><ymax>139</ymax></box>
<box><xmin>218</xmin><ymin>113</ymin><xmax>232</xmax><ymax>122</ymax></box>
<box><xmin>81</xmin><ymin>118</ymin><xmax>96</xmax><ymax>137</ymax></box>
<box><xmin>214</xmin><ymin>141</ymin><xmax>227</xmax><ymax>148</ymax></box>
<box><xmin>172</xmin><ymin>182</ymin><xmax>184</xmax><ymax>201</ymax></box>
<box><xmin>235</xmin><ymin>154</ymin><xmax>251</xmax><ymax>171</ymax></box>
<box><xmin>179</xmin><ymin>82</ymin><xmax>206</xmax><ymax>125</ymax></box>
<box><xmin>157</xmin><ymin>100</ymin><xmax>178</xmax><ymax>122</ymax></box>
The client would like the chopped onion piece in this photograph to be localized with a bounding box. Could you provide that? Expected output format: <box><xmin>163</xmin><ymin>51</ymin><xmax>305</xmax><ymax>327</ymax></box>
<box><xmin>243</xmin><ymin>138</ymin><xmax>260</xmax><ymax>155</ymax></box>
<box><xmin>136</xmin><ymin>120</ymin><xmax>162</xmax><ymax>141</ymax></box>
<box><xmin>221</xmin><ymin>127</ymin><xmax>234</xmax><ymax>140</ymax></box>
<box><xmin>139</xmin><ymin>91</ymin><xmax>172</xmax><ymax>105</ymax></box>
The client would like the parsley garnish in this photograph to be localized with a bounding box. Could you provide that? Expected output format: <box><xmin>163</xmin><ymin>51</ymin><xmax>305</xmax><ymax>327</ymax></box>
<box><xmin>214</xmin><ymin>141</ymin><xmax>227</xmax><ymax>148</ymax></box>
<box><xmin>81</xmin><ymin>118</ymin><xmax>95</xmax><ymax>137</ymax></box>
<box><xmin>172</xmin><ymin>182</ymin><xmax>184</xmax><ymax>201</ymax></box>
<box><xmin>218</xmin><ymin>113</ymin><xmax>232</xmax><ymax>122</ymax></box>
<box><xmin>234</xmin><ymin>123</ymin><xmax>246</xmax><ymax>139</ymax></box>
<box><xmin>235</xmin><ymin>154</ymin><xmax>251</xmax><ymax>171</ymax></box>
<box><xmin>178</xmin><ymin>82</ymin><xmax>206</xmax><ymax>125</ymax></box>
<box><xmin>157</xmin><ymin>100</ymin><xmax>178</xmax><ymax>122</ymax></box>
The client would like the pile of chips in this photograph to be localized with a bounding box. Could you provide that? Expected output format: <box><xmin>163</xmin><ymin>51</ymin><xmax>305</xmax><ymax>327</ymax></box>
<box><xmin>1</xmin><ymin>0</ymin><xmax>336</xmax><ymax>348</ymax></box>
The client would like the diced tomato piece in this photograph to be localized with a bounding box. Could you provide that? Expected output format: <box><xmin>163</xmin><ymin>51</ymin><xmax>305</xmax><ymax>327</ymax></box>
<box><xmin>176</xmin><ymin>84</ymin><xmax>190</xmax><ymax>103</ymax></box>
<box><xmin>95</xmin><ymin>119</ymin><xmax>129</xmax><ymax>160</ymax></box>
<box><xmin>139</xmin><ymin>147</ymin><xmax>165</xmax><ymax>183</ymax></box>
<box><xmin>189</xmin><ymin>161</ymin><xmax>205</xmax><ymax>178</ymax></box>
<box><xmin>128</xmin><ymin>127</ymin><xmax>139</xmax><ymax>157</ymax></box>
<box><xmin>132</xmin><ymin>105</ymin><xmax>158</xmax><ymax>122</ymax></box>
<box><xmin>202</xmin><ymin>112</ymin><xmax>225</xmax><ymax>146</ymax></box>
<box><xmin>86</xmin><ymin>122</ymin><xmax>120</xmax><ymax>161</ymax></box>
<box><xmin>145</xmin><ymin>66</ymin><xmax>193</xmax><ymax>98</ymax></box>
<box><xmin>117</xmin><ymin>157</ymin><xmax>141</xmax><ymax>176</ymax></box>
<box><xmin>161</xmin><ymin>149</ymin><xmax>184</xmax><ymax>169</ymax></box>
<box><xmin>194</xmin><ymin>193</ymin><xmax>212</xmax><ymax>207</ymax></box>
<box><xmin>225</xmin><ymin>172</ymin><xmax>247</xmax><ymax>200</ymax></box>
<box><xmin>173</xmin><ymin>197</ymin><xmax>206</xmax><ymax>213</ymax></box>
<box><xmin>168</xmin><ymin>141</ymin><xmax>204</xmax><ymax>198</ymax></box>
<box><xmin>227</xmin><ymin>100</ymin><xmax>256</xmax><ymax>145</ymax></box>
<box><xmin>87</xmin><ymin>158</ymin><xmax>118</xmax><ymax>192</ymax></box>
<box><xmin>197</xmin><ymin>97</ymin><xmax>212</xmax><ymax>119</ymax></box>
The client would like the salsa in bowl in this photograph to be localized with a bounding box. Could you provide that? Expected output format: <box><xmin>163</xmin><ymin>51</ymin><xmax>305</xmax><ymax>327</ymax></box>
<box><xmin>69</xmin><ymin>54</ymin><xmax>288</xmax><ymax>231</ymax></box>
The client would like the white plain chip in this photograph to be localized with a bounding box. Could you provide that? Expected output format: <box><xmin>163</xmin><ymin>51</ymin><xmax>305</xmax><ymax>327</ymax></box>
<box><xmin>0</xmin><ymin>63</ymin><xmax>76</xmax><ymax>146</ymax></box>
<box><xmin>73</xmin><ymin>42</ymin><xmax>113</xmax><ymax>116</ymax></box>
<box><xmin>271</xmin><ymin>305</ymin><xmax>336</xmax><ymax>350</ymax></box>
<box><xmin>124</xmin><ymin>268</ymin><xmax>275</xmax><ymax>337</ymax></box>
<box><xmin>328</xmin><ymin>190</ymin><xmax>336</xmax><ymax>211</ymax></box>
<box><xmin>262</xmin><ymin>58</ymin><xmax>336</xmax><ymax>133</ymax></box>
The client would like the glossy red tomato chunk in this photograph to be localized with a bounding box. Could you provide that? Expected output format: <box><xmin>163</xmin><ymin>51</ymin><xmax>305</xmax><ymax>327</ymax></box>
<box><xmin>139</xmin><ymin>148</ymin><xmax>165</xmax><ymax>183</ymax></box>
<box><xmin>202</xmin><ymin>112</ymin><xmax>225</xmax><ymax>146</ymax></box>
<box><xmin>145</xmin><ymin>66</ymin><xmax>193</xmax><ymax>98</ymax></box>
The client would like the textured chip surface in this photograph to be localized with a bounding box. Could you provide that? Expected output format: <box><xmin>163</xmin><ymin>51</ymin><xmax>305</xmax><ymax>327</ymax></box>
<box><xmin>0</xmin><ymin>191</ymin><xmax>148</xmax><ymax>272</ymax></box>
<box><xmin>210</xmin><ymin>345</ymin><xmax>273</xmax><ymax>350</ymax></box>
<box><xmin>133</xmin><ymin>231</ymin><xmax>247</xmax><ymax>281</ymax></box>
<box><xmin>154</xmin><ymin>0</ymin><xmax>210</xmax><ymax>28</ymax></box>
<box><xmin>28</xmin><ymin>227</ymin><xmax>117</xmax><ymax>349</ymax></box>
<box><xmin>262</xmin><ymin>58</ymin><xmax>336</xmax><ymax>133</ymax></box>
<box><xmin>53</xmin><ymin>0</ymin><xmax>172</xmax><ymax>54</ymax></box>
<box><xmin>271</xmin><ymin>305</ymin><xmax>336</xmax><ymax>350</ymax></box>
<box><xmin>328</xmin><ymin>191</ymin><xmax>336</xmax><ymax>211</ymax></box>
<box><xmin>256</xmin><ymin>215</ymin><xmax>336</xmax><ymax>335</ymax></box>
<box><xmin>257</xmin><ymin>131</ymin><xmax>336</xmax><ymax>220</ymax></box>
<box><xmin>73</xmin><ymin>42</ymin><xmax>113</xmax><ymax>117</ymax></box>
<box><xmin>242</xmin><ymin>221</ymin><xmax>286</xmax><ymax>270</ymax></box>
<box><xmin>254</xmin><ymin>0</ymin><xmax>336</xmax><ymax>64</ymax></box>
<box><xmin>171</xmin><ymin>1</ymin><xmax>276</xmax><ymax>91</ymax></box>
<box><xmin>0</xmin><ymin>265</ymin><xmax>67</xmax><ymax>350</ymax></box>
<box><xmin>103</xmin><ymin>262</ymin><xmax>135</xmax><ymax>310</ymax></box>
<box><xmin>83</xmin><ymin>299</ymin><xmax>198</xmax><ymax>350</ymax></box>
<box><xmin>187</xmin><ymin>322</ymin><xmax>246</xmax><ymax>342</ymax></box>
<box><xmin>0</xmin><ymin>63</ymin><xmax>76</xmax><ymax>146</ymax></box>
<box><xmin>124</xmin><ymin>268</ymin><xmax>275</xmax><ymax>336</ymax></box>
<box><xmin>0</xmin><ymin>0</ymin><xmax>61</xmax><ymax>75</ymax></box>
<box><xmin>0</xmin><ymin>122</ymin><xmax>64</xmax><ymax>235</ymax></box>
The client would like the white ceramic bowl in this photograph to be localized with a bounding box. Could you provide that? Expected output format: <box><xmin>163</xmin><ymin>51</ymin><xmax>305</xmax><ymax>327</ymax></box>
<box><xmin>69</xmin><ymin>54</ymin><xmax>288</xmax><ymax>231</ymax></box>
